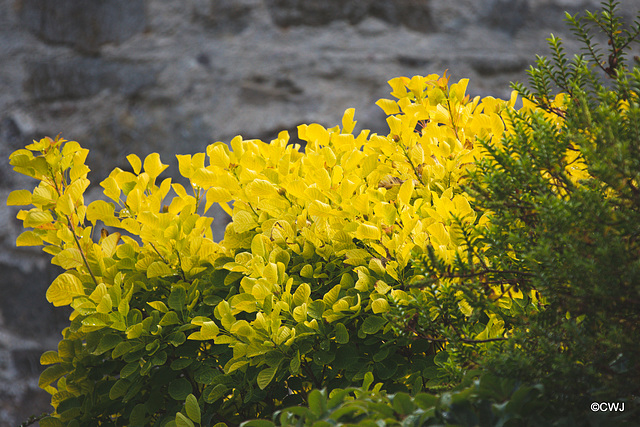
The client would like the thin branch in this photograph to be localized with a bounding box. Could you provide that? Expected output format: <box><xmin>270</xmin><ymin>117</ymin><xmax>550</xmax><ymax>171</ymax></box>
<box><xmin>66</xmin><ymin>214</ymin><xmax>99</xmax><ymax>287</ymax></box>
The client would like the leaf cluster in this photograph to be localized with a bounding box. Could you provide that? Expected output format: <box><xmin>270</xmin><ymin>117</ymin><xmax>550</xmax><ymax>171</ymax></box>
<box><xmin>8</xmin><ymin>73</ymin><xmax>531</xmax><ymax>426</ymax></box>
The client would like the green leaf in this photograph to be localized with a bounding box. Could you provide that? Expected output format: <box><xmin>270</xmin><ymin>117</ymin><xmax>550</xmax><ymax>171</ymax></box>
<box><xmin>308</xmin><ymin>389</ymin><xmax>327</xmax><ymax>417</ymax></box>
<box><xmin>300</xmin><ymin>264</ymin><xmax>314</xmax><ymax>278</ymax></box>
<box><xmin>38</xmin><ymin>417</ymin><xmax>65</xmax><ymax>427</ymax></box>
<box><xmin>159</xmin><ymin>311</ymin><xmax>181</xmax><ymax>326</ymax></box>
<box><xmin>94</xmin><ymin>334</ymin><xmax>123</xmax><ymax>355</ymax></box>
<box><xmin>169</xmin><ymin>378</ymin><xmax>193</xmax><ymax>401</ymax></box>
<box><xmin>392</xmin><ymin>392</ymin><xmax>414</xmax><ymax>415</ymax></box>
<box><xmin>257</xmin><ymin>366</ymin><xmax>277</xmax><ymax>390</ymax></box>
<box><xmin>109</xmin><ymin>378</ymin><xmax>131</xmax><ymax>400</ymax></box>
<box><xmin>434</xmin><ymin>350</ymin><xmax>449</xmax><ymax>366</ymax></box>
<box><xmin>39</xmin><ymin>364</ymin><xmax>69</xmax><ymax>388</ymax></box>
<box><xmin>148</xmin><ymin>301</ymin><xmax>169</xmax><ymax>313</ymax></box>
<box><xmin>175</xmin><ymin>412</ymin><xmax>195</xmax><ymax>427</ymax></box>
<box><xmin>293</xmin><ymin>283</ymin><xmax>311</xmax><ymax>306</ymax></box>
<box><xmin>112</xmin><ymin>341</ymin><xmax>134</xmax><ymax>359</ymax></box>
<box><xmin>414</xmin><ymin>393</ymin><xmax>438</xmax><ymax>409</ymax></box>
<box><xmin>40</xmin><ymin>350</ymin><xmax>62</xmax><ymax>365</ymax></box>
<box><xmin>185</xmin><ymin>394</ymin><xmax>201</xmax><ymax>424</ymax></box>
<box><xmin>334</xmin><ymin>323</ymin><xmax>349</xmax><ymax>344</ymax></box>
<box><xmin>205</xmin><ymin>384</ymin><xmax>227</xmax><ymax>403</ymax></box>
<box><xmin>120</xmin><ymin>362</ymin><xmax>139</xmax><ymax>379</ymax></box>
<box><xmin>362</xmin><ymin>316</ymin><xmax>386</xmax><ymax>334</ymax></box>
<box><xmin>129</xmin><ymin>403</ymin><xmax>147</xmax><ymax>426</ymax></box>
<box><xmin>168</xmin><ymin>287</ymin><xmax>187</xmax><ymax>311</ymax></box>
<box><xmin>313</xmin><ymin>351</ymin><xmax>335</xmax><ymax>365</ymax></box>
<box><xmin>362</xmin><ymin>371</ymin><xmax>374</xmax><ymax>391</ymax></box>
<box><xmin>167</xmin><ymin>331</ymin><xmax>187</xmax><ymax>347</ymax></box>
<box><xmin>289</xmin><ymin>350</ymin><xmax>301</xmax><ymax>374</ymax></box>
<box><xmin>240</xmin><ymin>421</ymin><xmax>275</xmax><ymax>427</ymax></box>
<box><xmin>171</xmin><ymin>358</ymin><xmax>194</xmax><ymax>371</ymax></box>
<box><xmin>307</xmin><ymin>300</ymin><xmax>325</xmax><ymax>319</ymax></box>
<box><xmin>232</xmin><ymin>210</ymin><xmax>258</xmax><ymax>233</ymax></box>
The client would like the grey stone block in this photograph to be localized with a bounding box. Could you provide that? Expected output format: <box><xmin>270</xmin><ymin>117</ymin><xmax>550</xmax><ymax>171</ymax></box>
<box><xmin>25</xmin><ymin>56</ymin><xmax>158</xmax><ymax>100</ymax></box>
<box><xmin>19</xmin><ymin>0</ymin><xmax>147</xmax><ymax>53</ymax></box>
<box><xmin>264</xmin><ymin>0</ymin><xmax>433</xmax><ymax>32</ymax></box>
<box><xmin>193</xmin><ymin>0</ymin><xmax>260</xmax><ymax>34</ymax></box>
<box><xmin>264</xmin><ymin>0</ymin><xmax>370</xmax><ymax>27</ymax></box>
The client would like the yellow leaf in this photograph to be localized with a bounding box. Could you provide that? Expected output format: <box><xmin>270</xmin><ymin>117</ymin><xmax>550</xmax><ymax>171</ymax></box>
<box><xmin>52</xmin><ymin>248</ymin><xmax>84</xmax><ymax>269</ymax></box>
<box><xmin>24</xmin><ymin>209</ymin><xmax>54</xmax><ymax>227</ymax></box>
<box><xmin>126</xmin><ymin>154</ymin><xmax>142</xmax><ymax>175</ymax></box>
<box><xmin>188</xmin><ymin>321</ymin><xmax>219</xmax><ymax>340</ymax></box>
<box><xmin>246</xmin><ymin>179</ymin><xmax>278</xmax><ymax>198</ymax></box>
<box><xmin>341</xmin><ymin>108</ymin><xmax>357</xmax><ymax>134</ymax></box>
<box><xmin>7</xmin><ymin>190</ymin><xmax>32</xmax><ymax>206</ymax></box>
<box><xmin>375</xmin><ymin>98</ymin><xmax>400</xmax><ymax>115</ymax></box>
<box><xmin>143</xmin><ymin>153</ymin><xmax>168</xmax><ymax>180</ymax></box>
<box><xmin>101</xmin><ymin>232</ymin><xmax>121</xmax><ymax>258</ymax></box>
<box><xmin>192</xmin><ymin>167</ymin><xmax>217</xmax><ymax>188</ymax></box>
<box><xmin>16</xmin><ymin>230</ymin><xmax>43</xmax><ymax>246</ymax></box>
<box><xmin>356</xmin><ymin>223</ymin><xmax>381</xmax><ymax>240</ymax></box>
<box><xmin>371</xmin><ymin>298</ymin><xmax>390</xmax><ymax>314</ymax></box>
<box><xmin>57</xmin><ymin>193</ymin><xmax>74</xmax><ymax>216</ymax></box>
<box><xmin>398</xmin><ymin>179</ymin><xmax>414</xmax><ymax>207</ymax></box>
<box><xmin>87</xmin><ymin>200</ymin><xmax>119</xmax><ymax>226</ymax></box>
<box><xmin>101</xmin><ymin>176</ymin><xmax>121</xmax><ymax>202</ymax></box>
<box><xmin>232</xmin><ymin>210</ymin><xmax>258</xmax><ymax>233</ymax></box>
<box><xmin>46</xmin><ymin>273</ymin><xmax>84</xmax><ymax>306</ymax></box>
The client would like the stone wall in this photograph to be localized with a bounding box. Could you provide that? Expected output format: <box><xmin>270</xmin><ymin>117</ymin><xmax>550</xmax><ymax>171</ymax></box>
<box><xmin>1</xmin><ymin>0</ymin><xmax>638</xmax><ymax>424</ymax></box>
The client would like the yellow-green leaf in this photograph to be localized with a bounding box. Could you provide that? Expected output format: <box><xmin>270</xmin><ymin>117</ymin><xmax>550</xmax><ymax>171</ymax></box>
<box><xmin>293</xmin><ymin>283</ymin><xmax>311</xmax><ymax>306</ymax></box>
<box><xmin>147</xmin><ymin>261</ymin><xmax>173</xmax><ymax>278</ymax></box>
<box><xmin>257</xmin><ymin>366</ymin><xmax>277</xmax><ymax>390</ymax></box>
<box><xmin>39</xmin><ymin>364</ymin><xmax>69</xmax><ymax>388</ymax></box>
<box><xmin>52</xmin><ymin>248</ymin><xmax>84</xmax><ymax>269</ymax></box>
<box><xmin>40</xmin><ymin>350</ymin><xmax>62</xmax><ymax>365</ymax></box>
<box><xmin>7</xmin><ymin>189</ymin><xmax>32</xmax><ymax>206</ymax></box>
<box><xmin>24</xmin><ymin>209</ymin><xmax>54</xmax><ymax>227</ymax></box>
<box><xmin>46</xmin><ymin>273</ymin><xmax>84</xmax><ymax>306</ymax></box>
<box><xmin>185</xmin><ymin>394</ymin><xmax>201</xmax><ymax>424</ymax></box>
<box><xmin>232</xmin><ymin>210</ymin><xmax>258</xmax><ymax>233</ymax></box>
<box><xmin>371</xmin><ymin>298</ymin><xmax>390</xmax><ymax>314</ymax></box>
<box><xmin>16</xmin><ymin>230</ymin><xmax>43</xmax><ymax>246</ymax></box>
<box><xmin>356</xmin><ymin>223</ymin><xmax>381</xmax><ymax>240</ymax></box>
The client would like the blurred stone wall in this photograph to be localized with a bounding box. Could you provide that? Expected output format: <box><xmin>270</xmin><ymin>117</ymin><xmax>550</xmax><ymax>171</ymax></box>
<box><xmin>0</xmin><ymin>0</ymin><xmax>638</xmax><ymax>424</ymax></box>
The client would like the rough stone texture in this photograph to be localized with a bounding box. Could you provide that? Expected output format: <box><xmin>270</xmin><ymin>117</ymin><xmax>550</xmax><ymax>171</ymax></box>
<box><xmin>18</xmin><ymin>0</ymin><xmax>147</xmax><ymax>53</ymax></box>
<box><xmin>25</xmin><ymin>57</ymin><xmax>159</xmax><ymax>100</ymax></box>
<box><xmin>1</xmin><ymin>0</ymin><xmax>639</xmax><ymax>425</ymax></box>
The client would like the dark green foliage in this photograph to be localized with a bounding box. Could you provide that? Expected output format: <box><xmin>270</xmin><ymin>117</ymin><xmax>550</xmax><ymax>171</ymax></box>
<box><xmin>454</xmin><ymin>0</ymin><xmax>640</xmax><ymax>421</ymax></box>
